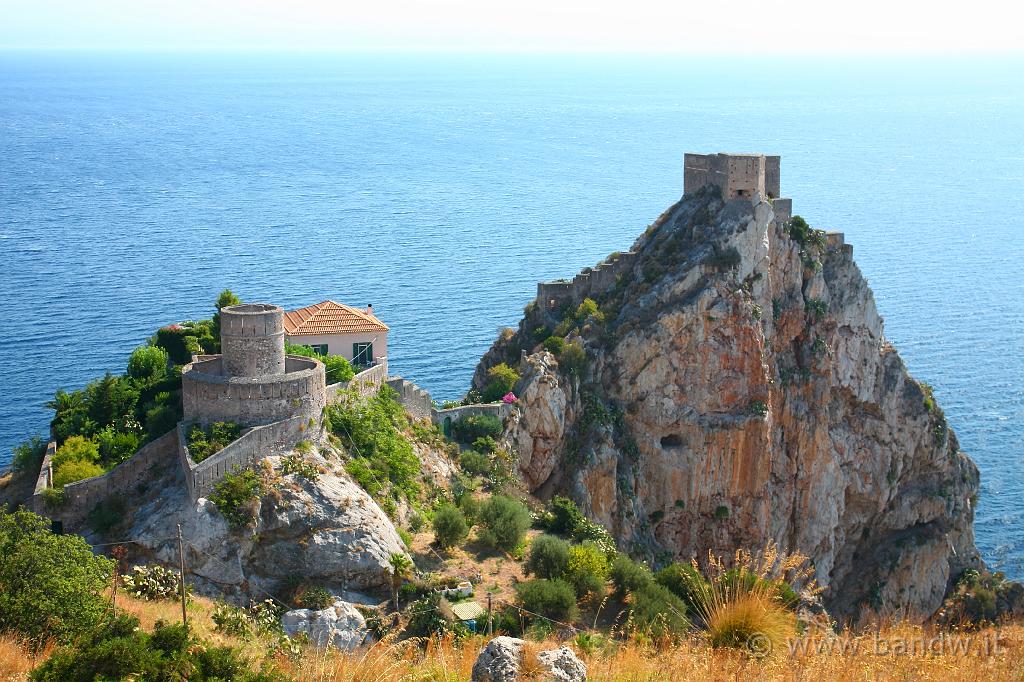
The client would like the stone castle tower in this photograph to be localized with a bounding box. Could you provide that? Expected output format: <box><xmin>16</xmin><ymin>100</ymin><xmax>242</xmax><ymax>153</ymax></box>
<box><xmin>182</xmin><ymin>303</ymin><xmax>326</xmax><ymax>427</ymax></box>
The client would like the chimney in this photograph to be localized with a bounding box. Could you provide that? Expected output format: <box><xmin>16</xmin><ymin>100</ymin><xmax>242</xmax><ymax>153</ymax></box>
<box><xmin>367</xmin><ymin>304</ymin><xmax>374</xmax><ymax>315</ymax></box>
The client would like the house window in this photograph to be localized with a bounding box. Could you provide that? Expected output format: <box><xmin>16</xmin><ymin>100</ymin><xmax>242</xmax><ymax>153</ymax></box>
<box><xmin>352</xmin><ymin>342</ymin><xmax>373</xmax><ymax>367</ymax></box>
<box><xmin>307</xmin><ymin>344</ymin><xmax>328</xmax><ymax>356</ymax></box>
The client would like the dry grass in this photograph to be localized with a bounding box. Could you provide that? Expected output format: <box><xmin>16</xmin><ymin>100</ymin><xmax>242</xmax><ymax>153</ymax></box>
<box><xmin>3</xmin><ymin>592</ymin><xmax>1023</xmax><ymax>681</ymax></box>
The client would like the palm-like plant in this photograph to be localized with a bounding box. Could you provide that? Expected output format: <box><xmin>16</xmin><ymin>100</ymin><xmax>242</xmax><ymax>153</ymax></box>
<box><xmin>388</xmin><ymin>552</ymin><xmax>414</xmax><ymax>612</ymax></box>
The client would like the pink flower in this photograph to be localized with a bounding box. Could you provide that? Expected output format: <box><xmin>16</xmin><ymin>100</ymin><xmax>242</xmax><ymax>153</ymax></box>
<box><xmin>502</xmin><ymin>392</ymin><xmax>517</xmax><ymax>404</ymax></box>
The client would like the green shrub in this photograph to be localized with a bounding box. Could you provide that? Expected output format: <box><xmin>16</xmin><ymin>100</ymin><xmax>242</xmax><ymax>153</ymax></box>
<box><xmin>325</xmin><ymin>386</ymin><xmax>420</xmax><ymax>501</ymax></box>
<box><xmin>515</xmin><ymin>579</ymin><xmax>578</xmax><ymax>623</ymax></box>
<box><xmin>526</xmin><ymin>534</ymin><xmax>570</xmax><ymax>580</ymax></box>
<box><xmin>548</xmin><ymin>496</ymin><xmax>585</xmax><ymax>536</ymax></box>
<box><xmin>472</xmin><ymin>436</ymin><xmax>498</xmax><ymax>454</ymax></box>
<box><xmin>707</xmin><ymin>245</ymin><xmax>742</xmax><ymax>270</ymax></box>
<box><xmin>51</xmin><ymin>435</ymin><xmax>100</xmax><ymax>469</ymax></box>
<box><xmin>478</xmin><ymin>495</ymin><xmax>532</xmax><ymax>553</ymax></box>
<box><xmin>565</xmin><ymin>543</ymin><xmax>609</xmax><ymax>597</ymax></box>
<box><xmin>558</xmin><ymin>340</ymin><xmax>587</xmax><ymax>377</ymax></box>
<box><xmin>458</xmin><ymin>495</ymin><xmax>482</xmax><ymax>524</ymax></box>
<box><xmin>11</xmin><ymin>435</ymin><xmax>47</xmax><ymax>475</ymax></box>
<box><xmin>145</xmin><ymin>404</ymin><xmax>179</xmax><ymax>441</ymax></box>
<box><xmin>610</xmin><ymin>555</ymin><xmax>654</xmax><ymax>596</ymax></box>
<box><xmin>575</xmin><ymin>298</ymin><xmax>605</xmax><ymax>325</ymax></box>
<box><xmin>187</xmin><ymin>422</ymin><xmax>241</xmax><ymax>463</ymax></box>
<box><xmin>481</xmin><ymin>363</ymin><xmax>520</xmax><ymax>403</ymax></box>
<box><xmin>210</xmin><ymin>469</ymin><xmax>265</xmax><ymax>530</ymax></box>
<box><xmin>121</xmin><ymin>564</ymin><xmax>183</xmax><ymax>601</ymax></box>
<box><xmin>656</xmin><ymin>562</ymin><xmax>709</xmax><ymax>612</ymax></box>
<box><xmin>286</xmin><ymin>342</ymin><xmax>355</xmax><ymax>384</ymax></box>
<box><xmin>127</xmin><ymin>345</ymin><xmax>169</xmax><ymax>384</ymax></box>
<box><xmin>297</xmin><ymin>586</ymin><xmax>333</xmax><ymax>610</ymax></box>
<box><xmin>280</xmin><ymin>454</ymin><xmax>320</xmax><ymax>481</ymax></box>
<box><xmin>458</xmin><ymin>450</ymin><xmax>491</xmax><ymax>477</ymax></box>
<box><xmin>94</xmin><ymin>427</ymin><xmax>139</xmax><ymax>466</ymax></box>
<box><xmin>404</xmin><ymin>593</ymin><xmax>466</xmax><ymax>639</ymax></box>
<box><xmin>629</xmin><ymin>582</ymin><xmax>690</xmax><ymax>637</ymax></box>
<box><xmin>0</xmin><ymin>509</ymin><xmax>113</xmax><ymax>646</ymax></box>
<box><xmin>542</xmin><ymin>336</ymin><xmax>566</xmax><ymax>355</ymax></box>
<box><xmin>451</xmin><ymin>414</ymin><xmax>503</xmax><ymax>444</ymax></box>
<box><xmin>714</xmin><ymin>505</ymin><xmax>730</xmax><ymax>519</ymax></box>
<box><xmin>32</xmin><ymin>615</ymin><xmax>283</xmax><ymax>682</ymax></box>
<box><xmin>53</xmin><ymin>460</ymin><xmax>105</xmax><ymax>487</ymax></box>
<box><xmin>432</xmin><ymin>504</ymin><xmax>469</xmax><ymax>549</ymax></box>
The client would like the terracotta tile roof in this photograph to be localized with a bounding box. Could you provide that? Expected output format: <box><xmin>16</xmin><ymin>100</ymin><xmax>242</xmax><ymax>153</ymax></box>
<box><xmin>283</xmin><ymin>300</ymin><xmax>389</xmax><ymax>336</ymax></box>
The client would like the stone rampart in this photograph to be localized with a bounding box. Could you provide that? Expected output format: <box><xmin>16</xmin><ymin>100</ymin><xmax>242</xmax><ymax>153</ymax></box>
<box><xmin>32</xmin><ymin>440</ymin><xmax>57</xmax><ymax>497</ymax></box>
<box><xmin>182</xmin><ymin>354</ymin><xmax>326</xmax><ymax>427</ymax></box>
<box><xmin>31</xmin><ymin>430</ymin><xmax>178</xmax><ymax>529</ymax></box>
<box><xmin>181</xmin><ymin>416</ymin><xmax>309</xmax><ymax>500</ymax></box>
<box><xmin>432</xmin><ymin>403</ymin><xmax>509</xmax><ymax>427</ymax></box>
<box><xmin>386</xmin><ymin>377</ymin><xmax>434</xmax><ymax>420</ymax></box>
<box><xmin>536</xmin><ymin>249</ymin><xmax>639</xmax><ymax>311</ymax></box>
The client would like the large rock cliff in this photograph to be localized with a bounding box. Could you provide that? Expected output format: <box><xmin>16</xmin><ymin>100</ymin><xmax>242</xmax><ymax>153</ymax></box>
<box><xmin>477</xmin><ymin>187</ymin><xmax>981</xmax><ymax>622</ymax></box>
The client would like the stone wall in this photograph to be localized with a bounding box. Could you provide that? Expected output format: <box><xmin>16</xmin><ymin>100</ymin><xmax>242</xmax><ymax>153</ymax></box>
<box><xmin>684</xmin><ymin>152</ymin><xmax>768</xmax><ymax>200</ymax></box>
<box><xmin>181</xmin><ymin>416</ymin><xmax>309</xmax><ymax>500</ymax></box>
<box><xmin>386</xmin><ymin>377</ymin><xmax>434</xmax><ymax>420</ymax></box>
<box><xmin>536</xmin><ymin>249</ymin><xmax>639</xmax><ymax>312</ymax></box>
<box><xmin>432</xmin><ymin>403</ymin><xmax>509</xmax><ymax>428</ymax></box>
<box><xmin>220</xmin><ymin>304</ymin><xmax>286</xmax><ymax>377</ymax></box>
<box><xmin>182</xmin><ymin>355</ymin><xmax>326</xmax><ymax>427</ymax></box>
<box><xmin>326</xmin><ymin>360</ymin><xmax>389</xmax><ymax>402</ymax></box>
<box><xmin>31</xmin><ymin>430</ymin><xmax>179</xmax><ymax>530</ymax></box>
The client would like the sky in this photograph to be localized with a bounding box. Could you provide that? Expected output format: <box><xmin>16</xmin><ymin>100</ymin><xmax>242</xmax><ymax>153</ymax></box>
<box><xmin>1</xmin><ymin>0</ymin><xmax>1022</xmax><ymax>53</ymax></box>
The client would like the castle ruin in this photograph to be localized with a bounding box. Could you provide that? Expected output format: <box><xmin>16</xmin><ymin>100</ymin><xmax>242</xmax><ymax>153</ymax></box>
<box><xmin>182</xmin><ymin>303</ymin><xmax>327</xmax><ymax>427</ymax></box>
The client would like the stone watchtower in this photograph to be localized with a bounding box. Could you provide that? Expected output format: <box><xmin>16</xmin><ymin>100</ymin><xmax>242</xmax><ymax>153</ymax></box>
<box><xmin>684</xmin><ymin>152</ymin><xmax>791</xmax><ymax>222</ymax></box>
<box><xmin>220</xmin><ymin>304</ymin><xmax>286</xmax><ymax>377</ymax></box>
<box><xmin>181</xmin><ymin>303</ymin><xmax>326</xmax><ymax>427</ymax></box>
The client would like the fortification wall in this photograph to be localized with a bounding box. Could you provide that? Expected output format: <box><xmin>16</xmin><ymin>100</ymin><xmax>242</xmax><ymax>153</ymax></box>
<box><xmin>684</xmin><ymin>152</ymin><xmax>769</xmax><ymax>200</ymax></box>
<box><xmin>181</xmin><ymin>416</ymin><xmax>308</xmax><ymax>500</ymax></box>
<box><xmin>536</xmin><ymin>249</ymin><xmax>639</xmax><ymax>311</ymax></box>
<box><xmin>32</xmin><ymin>441</ymin><xmax>56</xmax><ymax>497</ymax></box>
<box><xmin>182</xmin><ymin>355</ymin><xmax>326</xmax><ymax>427</ymax></box>
<box><xmin>386</xmin><ymin>377</ymin><xmax>434</xmax><ymax>420</ymax></box>
<box><xmin>772</xmin><ymin>198</ymin><xmax>793</xmax><ymax>225</ymax></box>
<box><xmin>432</xmin><ymin>403</ymin><xmax>509</xmax><ymax>428</ymax></box>
<box><xmin>220</xmin><ymin>304</ymin><xmax>286</xmax><ymax>377</ymax></box>
<box><xmin>765</xmin><ymin>156</ymin><xmax>781</xmax><ymax>199</ymax></box>
<box><xmin>31</xmin><ymin>430</ymin><xmax>178</xmax><ymax>530</ymax></box>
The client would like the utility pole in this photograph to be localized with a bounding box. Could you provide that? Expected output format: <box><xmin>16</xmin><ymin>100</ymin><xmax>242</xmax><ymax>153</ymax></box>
<box><xmin>487</xmin><ymin>593</ymin><xmax>493</xmax><ymax>636</ymax></box>
<box><xmin>177</xmin><ymin>524</ymin><xmax>188</xmax><ymax>632</ymax></box>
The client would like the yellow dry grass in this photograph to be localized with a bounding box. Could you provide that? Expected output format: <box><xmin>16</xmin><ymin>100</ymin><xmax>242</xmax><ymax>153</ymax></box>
<box><xmin>3</xmin><ymin>593</ymin><xmax>1024</xmax><ymax>681</ymax></box>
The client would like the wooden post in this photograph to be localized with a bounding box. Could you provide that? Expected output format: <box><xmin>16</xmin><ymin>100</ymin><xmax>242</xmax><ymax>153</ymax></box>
<box><xmin>487</xmin><ymin>593</ymin><xmax>493</xmax><ymax>636</ymax></box>
<box><xmin>177</xmin><ymin>525</ymin><xmax>188</xmax><ymax>631</ymax></box>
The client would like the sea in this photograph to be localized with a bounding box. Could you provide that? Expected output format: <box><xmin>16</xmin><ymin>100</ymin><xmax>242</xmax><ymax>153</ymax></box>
<box><xmin>1</xmin><ymin>52</ymin><xmax>1021</xmax><ymax>577</ymax></box>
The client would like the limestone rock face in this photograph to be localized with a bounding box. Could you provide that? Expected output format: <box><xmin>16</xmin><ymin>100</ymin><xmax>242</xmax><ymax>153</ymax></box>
<box><xmin>128</xmin><ymin>447</ymin><xmax>409</xmax><ymax>601</ymax></box>
<box><xmin>492</xmin><ymin>190</ymin><xmax>981</xmax><ymax>622</ymax></box>
<box><xmin>471</xmin><ymin>636</ymin><xmax>526</xmax><ymax>682</ymax></box>
<box><xmin>281</xmin><ymin>599</ymin><xmax>368</xmax><ymax>650</ymax></box>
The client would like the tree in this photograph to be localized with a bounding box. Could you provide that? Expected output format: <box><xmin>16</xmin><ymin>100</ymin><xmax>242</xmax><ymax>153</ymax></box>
<box><xmin>478</xmin><ymin>495</ymin><xmax>532</xmax><ymax>553</ymax></box>
<box><xmin>432</xmin><ymin>504</ymin><xmax>469</xmax><ymax>549</ymax></box>
<box><xmin>515</xmin><ymin>579</ymin><xmax>578</xmax><ymax>623</ymax></box>
<box><xmin>0</xmin><ymin>509</ymin><xmax>113</xmax><ymax>646</ymax></box>
<box><xmin>211</xmin><ymin>289</ymin><xmax>241</xmax><ymax>346</ymax></box>
<box><xmin>388</xmin><ymin>553</ymin><xmax>414</xmax><ymax>612</ymax></box>
<box><xmin>127</xmin><ymin>345</ymin><xmax>169</xmax><ymax>384</ymax></box>
<box><xmin>52</xmin><ymin>460</ymin><xmax>104</xmax><ymax>487</ymax></box>
<box><xmin>526</xmin><ymin>534</ymin><xmax>570</xmax><ymax>580</ymax></box>
<box><xmin>482</xmin><ymin>363</ymin><xmax>520</xmax><ymax>403</ymax></box>
<box><xmin>51</xmin><ymin>435</ymin><xmax>100</xmax><ymax>469</ymax></box>
<box><xmin>565</xmin><ymin>543</ymin><xmax>610</xmax><ymax>597</ymax></box>
<box><xmin>10</xmin><ymin>435</ymin><xmax>46</xmax><ymax>475</ymax></box>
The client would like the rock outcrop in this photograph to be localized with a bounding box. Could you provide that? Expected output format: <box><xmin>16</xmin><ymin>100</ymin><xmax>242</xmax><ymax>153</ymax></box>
<box><xmin>478</xmin><ymin>187</ymin><xmax>981</xmax><ymax>622</ymax></box>
<box><xmin>281</xmin><ymin>598</ymin><xmax>368</xmax><ymax>650</ymax></box>
<box><xmin>471</xmin><ymin>637</ymin><xmax>587</xmax><ymax>682</ymax></box>
<box><xmin>127</xmin><ymin>445</ymin><xmax>410</xmax><ymax>602</ymax></box>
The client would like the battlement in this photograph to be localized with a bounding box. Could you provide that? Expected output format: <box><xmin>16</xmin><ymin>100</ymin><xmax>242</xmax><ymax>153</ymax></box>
<box><xmin>684</xmin><ymin>153</ymin><xmax>781</xmax><ymax>201</ymax></box>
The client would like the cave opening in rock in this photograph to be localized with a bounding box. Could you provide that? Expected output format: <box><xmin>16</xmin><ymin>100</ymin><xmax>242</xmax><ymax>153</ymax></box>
<box><xmin>660</xmin><ymin>434</ymin><xmax>683</xmax><ymax>448</ymax></box>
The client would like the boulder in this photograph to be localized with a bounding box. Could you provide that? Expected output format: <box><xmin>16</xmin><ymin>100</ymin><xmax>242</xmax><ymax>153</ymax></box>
<box><xmin>471</xmin><ymin>636</ymin><xmax>525</xmax><ymax>682</ymax></box>
<box><xmin>537</xmin><ymin>646</ymin><xmax>587</xmax><ymax>682</ymax></box>
<box><xmin>281</xmin><ymin>599</ymin><xmax>368</xmax><ymax>651</ymax></box>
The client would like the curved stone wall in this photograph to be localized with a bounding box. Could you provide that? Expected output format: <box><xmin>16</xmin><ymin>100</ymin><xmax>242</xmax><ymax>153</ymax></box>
<box><xmin>220</xmin><ymin>303</ymin><xmax>286</xmax><ymax>377</ymax></box>
<box><xmin>183</xmin><ymin>355</ymin><xmax>326</xmax><ymax>426</ymax></box>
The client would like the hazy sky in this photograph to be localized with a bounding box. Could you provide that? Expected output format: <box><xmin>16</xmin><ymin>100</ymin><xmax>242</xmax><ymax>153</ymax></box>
<box><xmin>1</xmin><ymin>0</ymin><xmax>1021</xmax><ymax>53</ymax></box>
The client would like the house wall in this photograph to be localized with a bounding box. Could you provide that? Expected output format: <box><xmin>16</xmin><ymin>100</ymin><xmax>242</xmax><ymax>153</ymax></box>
<box><xmin>286</xmin><ymin>331</ymin><xmax>388</xmax><ymax>363</ymax></box>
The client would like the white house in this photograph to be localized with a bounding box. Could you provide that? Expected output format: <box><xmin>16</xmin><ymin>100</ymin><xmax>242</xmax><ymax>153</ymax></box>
<box><xmin>283</xmin><ymin>300</ymin><xmax>389</xmax><ymax>367</ymax></box>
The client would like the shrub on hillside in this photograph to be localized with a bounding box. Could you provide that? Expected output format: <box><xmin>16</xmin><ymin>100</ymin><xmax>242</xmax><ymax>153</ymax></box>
<box><xmin>478</xmin><ymin>495</ymin><xmax>532</xmax><ymax>553</ymax></box>
<box><xmin>656</xmin><ymin>562</ymin><xmax>710</xmax><ymax>613</ymax></box>
<box><xmin>565</xmin><ymin>543</ymin><xmax>610</xmax><ymax>597</ymax></box>
<box><xmin>515</xmin><ymin>579</ymin><xmax>578</xmax><ymax>623</ymax></box>
<box><xmin>325</xmin><ymin>386</ymin><xmax>420</xmax><ymax>501</ymax></box>
<box><xmin>481</xmin><ymin>363</ymin><xmax>520</xmax><ymax>403</ymax></box>
<box><xmin>127</xmin><ymin>345</ymin><xmax>169</xmax><ymax>384</ymax></box>
<box><xmin>121</xmin><ymin>564</ymin><xmax>184</xmax><ymax>602</ymax></box>
<box><xmin>210</xmin><ymin>469</ymin><xmax>265</xmax><ymax>530</ymax></box>
<box><xmin>10</xmin><ymin>435</ymin><xmax>47</xmax><ymax>475</ymax></box>
<box><xmin>52</xmin><ymin>460</ymin><xmax>105</xmax><ymax>487</ymax></box>
<box><xmin>458</xmin><ymin>450</ymin><xmax>491</xmax><ymax>477</ymax></box>
<box><xmin>31</xmin><ymin>615</ymin><xmax>284</xmax><ymax>682</ymax></box>
<box><xmin>297</xmin><ymin>586</ymin><xmax>333</xmax><ymax>611</ymax></box>
<box><xmin>628</xmin><ymin>582</ymin><xmax>690</xmax><ymax>638</ymax></box>
<box><xmin>542</xmin><ymin>335</ymin><xmax>566</xmax><ymax>355</ymax></box>
<box><xmin>51</xmin><ymin>435</ymin><xmax>100</xmax><ymax>469</ymax></box>
<box><xmin>526</xmin><ymin>534</ymin><xmax>571</xmax><ymax>580</ymax></box>
<box><xmin>450</xmin><ymin>413</ymin><xmax>503</xmax><ymax>444</ymax></box>
<box><xmin>94</xmin><ymin>427</ymin><xmax>140</xmax><ymax>466</ymax></box>
<box><xmin>0</xmin><ymin>509</ymin><xmax>113</xmax><ymax>646</ymax></box>
<box><xmin>432</xmin><ymin>504</ymin><xmax>469</xmax><ymax>549</ymax></box>
<box><xmin>558</xmin><ymin>339</ymin><xmax>587</xmax><ymax>377</ymax></box>
<box><xmin>610</xmin><ymin>555</ymin><xmax>654</xmax><ymax>596</ymax></box>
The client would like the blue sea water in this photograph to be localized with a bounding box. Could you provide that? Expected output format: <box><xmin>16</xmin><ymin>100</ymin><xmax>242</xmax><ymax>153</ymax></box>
<box><xmin>0</xmin><ymin>52</ymin><xmax>1021</xmax><ymax>577</ymax></box>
